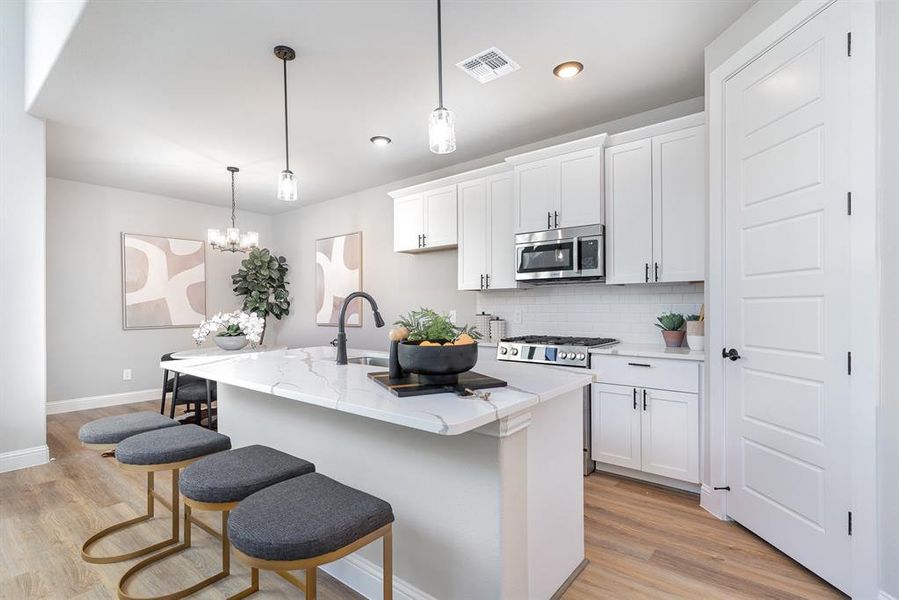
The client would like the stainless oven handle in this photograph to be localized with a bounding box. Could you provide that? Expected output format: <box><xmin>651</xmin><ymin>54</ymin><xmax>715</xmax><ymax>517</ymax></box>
<box><xmin>572</xmin><ymin>236</ymin><xmax>580</xmax><ymax>274</ymax></box>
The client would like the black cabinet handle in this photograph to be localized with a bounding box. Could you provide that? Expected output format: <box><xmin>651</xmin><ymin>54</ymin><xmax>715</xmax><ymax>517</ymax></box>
<box><xmin>633</xmin><ymin>388</ymin><xmax>637</xmax><ymax>410</ymax></box>
<box><xmin>654</xmin><ymin>262</ymin><xmax>659</xmax><ymax>282</ymax></box>
<box><xmin>643</xmin><ymin>389</ymin><xmax>647</xmax><ymax>411</ymax></box>
<box><xmin>554</xmin><ymin>211</ymin><xmax>559</xmax><ymax>228</ymax></box>
<box><xmin>627</xmin><ymin>362</ymin><xmax>651</xmax><ymax>368</ymax></box>
<box><xmin>547</xmin><ymin>212</ymin><xmax>552</xmax><ymax>229</ymax></box>
<box><xmin>485</xmin><ymin>274</ymin><xmax>490</xmax><ymax>289</ymax></box>
<box><xmin>722</xmin><ymin>348</ymin><xmax>742</xmax><ymax>361</ymax></box>
<box><xmin>417</xmin><ymin>234</ymin><xmax>422</xmax><ymax>248</ymax></box>
<box><xmin>644</xmin><ymin>263</ymin><xmax>649</xmax><ymax>283</ymax></box>
<box><xmin>422</xmin><ymin>234</ymin><xmax>426</xmax><ymax>247</ymax></box>
<box><xmin>480</xmin><ymin>274</ymin><xmax>484</xmax><ymax>289</ymax></box>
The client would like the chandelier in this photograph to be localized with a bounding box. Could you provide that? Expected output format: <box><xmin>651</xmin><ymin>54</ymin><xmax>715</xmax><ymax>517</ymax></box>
<box><xmin>207</xmin><ymin>166</ymin><xmax>259</xmax><ymax>253</ymax></box>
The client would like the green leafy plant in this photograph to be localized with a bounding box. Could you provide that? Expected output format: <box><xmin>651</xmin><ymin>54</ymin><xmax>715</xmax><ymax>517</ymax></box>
<box><xmin>655</xmin><ymin>312</ymin><xmax>685</xmax><ymax>331</ymax></box>
<box><xmin>395</xmin><ymin>308</ymin><xmax>482</xmax><ymax>343</ymax></box>
<box><xmin>218</xmin><ymin>324</ymin><xmax>243</xmax><ymax>337</ymax></box>
<box><xmin>685</xmin><ymin>314</ymin><xmax>701</xmax><ymax>321</ymax></box>
<box><xmin>231</xmin><ymin>248</ymin><xmax>291</xmax><ymax>321</ymax></box>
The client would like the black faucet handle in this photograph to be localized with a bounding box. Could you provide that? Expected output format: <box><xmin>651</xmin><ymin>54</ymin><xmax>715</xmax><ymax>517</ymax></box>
<box><xmin>330</xmin><ymin>338</ymin><xmax>339</xmax><ymax>347</ymax></box>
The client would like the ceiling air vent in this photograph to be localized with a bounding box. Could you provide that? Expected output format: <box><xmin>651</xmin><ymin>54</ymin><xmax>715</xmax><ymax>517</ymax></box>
<box><xmin>456</xmin><ymin>47</ymin><xmax>520</xmax><ymax>83</ymax></box>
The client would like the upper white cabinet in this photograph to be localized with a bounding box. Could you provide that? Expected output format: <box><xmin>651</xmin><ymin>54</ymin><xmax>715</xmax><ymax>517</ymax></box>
<box><xmin>458</xmin><ymin>172</ymin><xmax>516</xmax><ymax>290</ymax></box>
<box><xmin>392</xmin><ymin>184</ymin><xmax>457</xmax><ymax>253</ymax></box>
<box><xmin>605</xmin><ymin>115</ymin><xmax>705</xmax><ymax>284</ymax></box>
<box><xmin>507</xmin><ymin>134</ymin><xmax>607</xmax><ymax>234</ymax></box>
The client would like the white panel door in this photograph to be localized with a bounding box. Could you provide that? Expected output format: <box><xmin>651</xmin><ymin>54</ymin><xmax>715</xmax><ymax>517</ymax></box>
<box><xmin>558</xmin><ymin>147</ymin><xmax>603</xmax><ymax>228</ymax></box>
<box><xmin>423</xmin><ymin>185</ymin><xmax>457</xmax><ymax>249</ymax></box>
<box><xmin>640</xmin><ymin>388</ymin><xmax>699</xmax><ymax>483</ymax></box>
<box><xmin>457</xmin><ymin>179</ymin><xmax>487</xmax><ymax>290</ymax></box>
<box><xmin>723</xmin><ymin>3</ymin><xmax>850</xmax><ymax>591</ymax></box>
<box><xmin>591</xmin><ymin>384</ymin><xmax>641</xmax><ymax>470</ymax></box>
<box><xmin>604</xmin><ymin>140</ymin><xmax>653</xmax><ymax>284</ymax></box>
<box><xmin>486</xmin><ymin>173</ymin><xmax>517</xmax><ymax>290</ymax></box>
<box><xmin>514</xmin><ymin>159</ymin><xmax>557</xmax><ymax>233</ymax></box>
<box><xmin>393</xmin><ymin>194</ymin><xmax>424</xmax><ymax>252</ymax></box>
<box><xmin>652</xmin><ymin>125</ymin><xmax>706</xmax><ymax>283</ymax></box>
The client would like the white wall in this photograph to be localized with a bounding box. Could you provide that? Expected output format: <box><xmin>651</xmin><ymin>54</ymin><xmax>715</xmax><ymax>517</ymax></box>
<box><xmin>877</xmin><ymin>1</ymin><xmax>899</xmax><ymax>597</ymax></box>
<box><xmin>0</xmin><ymin>0</ymin><xmax>49</xmax><ymax>472</ymax></box>
<box><xmin>45</xmin><ymin>178</ymin><xmax>274</xmax><ymax>406</ymax></box>
<box><xmin>24</xmin><ymin>0</ymin><xmax>86</xmax><ymax>110</ymax></box>
<box><xmin>271</xmin><ymin>98</ymin><xmax>705</xmax><ymax>352</ymax></box>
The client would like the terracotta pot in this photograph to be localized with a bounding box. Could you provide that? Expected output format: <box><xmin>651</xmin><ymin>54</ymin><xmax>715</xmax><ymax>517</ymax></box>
<box><xmin>661</xmin><ymin>330</ymin><xmax>685</xmax><ymax>348</ymax></box>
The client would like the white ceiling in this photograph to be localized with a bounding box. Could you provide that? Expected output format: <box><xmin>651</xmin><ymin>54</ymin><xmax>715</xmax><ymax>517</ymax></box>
<box><xmin>33</xmin><ymin>0</ymin><xmax>752</xmax><ymax>214</ymax></box>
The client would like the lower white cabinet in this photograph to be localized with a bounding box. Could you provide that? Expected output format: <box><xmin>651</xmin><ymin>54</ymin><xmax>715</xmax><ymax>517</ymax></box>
<box><xmin>591</xmin><ymin>382</ymin><xmax>699</xmax><ymax>484</ymax></box>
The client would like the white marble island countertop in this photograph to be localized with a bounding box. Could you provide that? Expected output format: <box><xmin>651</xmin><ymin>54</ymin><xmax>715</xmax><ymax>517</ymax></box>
<box><xmin>163</xmin><ymin>346</ymin><xmax>592</xmax><ymax>436</ymax></box>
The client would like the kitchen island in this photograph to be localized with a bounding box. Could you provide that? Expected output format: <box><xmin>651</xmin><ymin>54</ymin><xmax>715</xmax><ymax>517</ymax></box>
<box><xmin>165</xmin><ymin>346</ymin><xmax>592</xmax><ymax>600</ymax></box>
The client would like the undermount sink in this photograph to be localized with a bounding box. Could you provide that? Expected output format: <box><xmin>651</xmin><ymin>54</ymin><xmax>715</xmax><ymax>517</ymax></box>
<box><xmin>346</xmin><ymin>356</ymin><xmax>390</xmax><ymax>367</ymax></box>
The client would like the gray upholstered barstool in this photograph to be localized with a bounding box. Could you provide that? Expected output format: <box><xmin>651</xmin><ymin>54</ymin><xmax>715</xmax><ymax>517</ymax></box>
<box><xmin>83</xmin><ymin>424</ymin><xmax>231</xmax><ymax>565</ymax></box>
<box><xmin>78</xmin><ymin>412</ymin><xmax>180</xmax><ymax>563</ymax></box>
<box><xmin>228</xmin><ymin>473</ymin><xmax>395</xmax><ymax>599</ymax></box>
<box><xmin>117</xmin><ymin>445</ymin><xmax>315</xmax><ymax>600</ymax></box>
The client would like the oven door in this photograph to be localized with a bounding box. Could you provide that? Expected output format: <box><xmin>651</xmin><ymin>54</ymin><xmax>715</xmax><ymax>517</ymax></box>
<box><xmin>516</xmin><ymin>238</ymin><xmax>578</xmax><ymax>281</ymax></box>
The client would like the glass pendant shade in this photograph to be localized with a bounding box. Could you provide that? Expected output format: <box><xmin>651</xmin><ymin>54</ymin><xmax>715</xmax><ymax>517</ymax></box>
<box><xmin>241</xmin><ymin>231</ymin><xmax>259</xmax><ymax>249</ymax></box>
<box><xmin>429</xmin><ymin>107</ymin><xmax>456</xmax><ymax>154</ymax></box>
<box><xmin>278</xmin><ymin>169</ymin><xmax>298</xmax><ymax>202</ymax></box>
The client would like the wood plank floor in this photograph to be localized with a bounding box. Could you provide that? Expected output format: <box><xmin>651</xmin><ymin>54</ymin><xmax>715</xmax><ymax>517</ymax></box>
<box><xmin>0</xmin><ymin>402</ymin><xmax>845</xmax><ymax>599</ymax></box>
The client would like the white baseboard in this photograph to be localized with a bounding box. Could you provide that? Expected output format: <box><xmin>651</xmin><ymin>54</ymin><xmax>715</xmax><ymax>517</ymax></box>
<box><xmin>321</xmin><ymin>553</ymin><xmax>437</xmax><ymax>600</ymax></box>
<box><xmin>0</xmin><ymin>445</ymin><xmax>49</xmax><ymax>473</ymax></box>
<box><xmin>700</xmin><ymin>483</ymin><xmax>729</xmax><ymax>520</ymax></box>
<box><xmin>46</xmin><ymin>388</ymin><xmax>158</xmax><ymax>415</ymax></box>
<box><xmin>880</xmin><ymin>590</ymin><xmax>898</xmax><ymax>600</ymax></box>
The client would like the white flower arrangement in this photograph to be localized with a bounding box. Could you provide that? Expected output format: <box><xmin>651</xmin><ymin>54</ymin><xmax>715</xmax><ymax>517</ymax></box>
<box><xmin>192</xmin><ymin>311</ymin><xmax>265</xmax><ymax>346</ymax></box>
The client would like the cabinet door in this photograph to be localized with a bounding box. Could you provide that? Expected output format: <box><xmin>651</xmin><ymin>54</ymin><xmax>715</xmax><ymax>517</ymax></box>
<box><xmin>591</xmin><ymin>383</ymin><xmax>641</xmax><ymax>470</ymax></box>
<box><xmin>393</xmin><ymin>194</ymin><xmax>424</xmax><ymax>252</ymax></box>
<box><xmin>604</xmin><ymin>140</ymin><xmax>653</xmax><ymax>284</ymax></box>
<box><xmin>457</xmin><ymin>179</ymin><xmax>487</xmax><ymax>290</ymax></box>
<box><xmin>486</xmin><ymin>173</ymin><xmax>517</xmax><ymax>289</ymax></box>
<box><xmin>514</xmin><ymin>158</ymin><xmax>558</xmax><ymax>233</ymax></box>
<box><xmin>558</xmin><ymin>147</ymin><xmax>603</xmax><ymax>228</ymax></box>
<box><xmin>652</xmin><ymin>125</ymin><xmax>705</xmax><ymax>282</ymax></box>
<box><xmin>640</xmin><ymin>388</ymin><xmax>699</xmax><ymax>483</ymax></box>
<box><xmin>423</xmin><ymin>184</ymin><xmax>458</xmax><ymax>249</ymax></box>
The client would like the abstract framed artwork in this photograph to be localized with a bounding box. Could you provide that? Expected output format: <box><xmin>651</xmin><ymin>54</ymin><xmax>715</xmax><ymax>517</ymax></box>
<box><xmin>315</xmin><ymin>231</ymin><xmax>363</xmax><ymax>327</ymax></box>
<box><xmin>121</xmin><ymin>233</ymin><xmax>207</xmax><ymax>329</ymax></box>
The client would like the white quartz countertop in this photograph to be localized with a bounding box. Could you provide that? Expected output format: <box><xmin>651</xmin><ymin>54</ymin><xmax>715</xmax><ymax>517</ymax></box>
<box><xmin>163</xmin><ymin>346</ymin><xmax>592</xmax><ymax>436</ymax></box>
<box><xmin>590</xmin><ymin>342</ymin><xmax>705</xmax><ymax>362</ymax></box>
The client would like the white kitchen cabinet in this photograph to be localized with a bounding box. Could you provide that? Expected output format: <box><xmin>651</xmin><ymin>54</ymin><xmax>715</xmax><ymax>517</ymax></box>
<box><xmin>509</xmin><ymin>135</ymin><xmax>606</xmax><ymax>234</ymax></box>
<box><xmin>392</xmin><ymin>185</ymin><xmax>457</xmax><ymax>253</ymax></box>
<box><xmin>591</xmin><ymin>383</ymin><xmax>642</xmax><ymax>470</ymax></box>
<box><xmin>640</xmin><ymin>388</ymin><xmax>699</xmax><ymax>483</ymax></box>
<box><xmin>457</xmin><ymin>173</ymin><xmax>516</xmax><ymax>290</ymax></box>
<box><xmin>652</xmin><ymin>126</ymin><xmax>705</xmax><ymax>282</ymax></box>
<box><xmin>604</xmin><ymin>139</ymin><xmax>653</xmax><ymax>284</ymax></box>
<box><xmin>604</xmin><ymin>119</ymin><xmax>705</xmax><ymax>283</ymax></box>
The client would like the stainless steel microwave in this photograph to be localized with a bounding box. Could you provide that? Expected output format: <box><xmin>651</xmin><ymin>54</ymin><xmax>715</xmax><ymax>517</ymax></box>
<box><xmin>515</xmin><ymin>224</ymin><xmax>605</xmax><ymax>283</ymax></box>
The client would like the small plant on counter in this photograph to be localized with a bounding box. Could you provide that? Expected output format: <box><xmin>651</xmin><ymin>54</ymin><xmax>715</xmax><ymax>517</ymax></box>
<box><xmin>655</xmin><ymin>312</ymin><xmax>686</xmax><ymax>331</ymax></box>
<box><xmin>394</xmin><ymin>308</ymin><xmax>481</xmax><ymax>346</ymax></box>
<box><xmin>192</xmin><ymin>311</ymin><xmax>265</xmax><ymax>346</ymax></box>
<box><xmin>685</xmin><ymin>314</ymin><xmax>700</xmax><ymax>322</ymax></box>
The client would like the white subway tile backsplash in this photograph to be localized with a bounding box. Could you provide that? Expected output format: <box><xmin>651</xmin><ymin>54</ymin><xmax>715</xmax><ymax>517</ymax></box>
<box><xmin>476</xmin><ymin>282</ymin><xmax>704</xmax><ymax>343</ymax></box>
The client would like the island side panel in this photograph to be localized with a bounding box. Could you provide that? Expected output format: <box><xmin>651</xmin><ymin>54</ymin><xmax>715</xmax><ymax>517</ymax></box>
<box><xmin>217</xmin><ymin>383</ymin><xmax>511</xmax><ymax>600</ymax></box>
<box><xmin>526</xmin><ymin>387</ymin><xmax>586</xmax><ymax>598</ymax></box>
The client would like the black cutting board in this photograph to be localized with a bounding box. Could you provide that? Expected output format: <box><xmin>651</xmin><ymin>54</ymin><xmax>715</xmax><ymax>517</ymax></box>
<box><xmin>367</xmin><ymin>371</ymin><xmax>507</xmax><ymax>397</ymax></box>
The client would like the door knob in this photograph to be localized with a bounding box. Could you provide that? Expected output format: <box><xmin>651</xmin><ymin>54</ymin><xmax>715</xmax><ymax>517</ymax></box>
<box><xmin>722</xmin><ymin>348</ymin><xmax>742</xmax><ymax>361</ymax></box>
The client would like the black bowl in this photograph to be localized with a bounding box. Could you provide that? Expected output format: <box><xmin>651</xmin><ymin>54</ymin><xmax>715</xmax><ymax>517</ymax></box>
<box><xmin>397</xmin><ymin>341</ymin><xmax>478</xmax><ymax>385</ymax></box>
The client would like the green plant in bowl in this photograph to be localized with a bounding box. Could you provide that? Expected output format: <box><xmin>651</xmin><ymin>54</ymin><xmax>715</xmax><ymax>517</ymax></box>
<box><xmin>395</xmin><ymin>308</ymin><xmax>481</xmax><ymax>344</ymax></box>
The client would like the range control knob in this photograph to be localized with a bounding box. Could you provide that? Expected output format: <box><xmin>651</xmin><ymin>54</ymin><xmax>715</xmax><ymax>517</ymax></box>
<box><xmin>499</xmin><ymin>347</ymin><xmax>508</xmax><ymax>355</ymax></box>
<box><xmin>559</xmin><ymin>352</ymin><xmax>568</xmax><ymax>359</ymax></box>
<box><xmin>510</xmin><ymin>348</ymin><xmax>519</xmax><ymax>356</ymax></box>
<box><xmin>576</xmin><ymin>353</ymin><xmax>586</xmax><ymax>360</ymax></box>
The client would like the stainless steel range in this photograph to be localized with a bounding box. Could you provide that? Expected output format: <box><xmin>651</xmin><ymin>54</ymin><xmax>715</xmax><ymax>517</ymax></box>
<box><xmin>496</xmin><ymin>335</ymin><xmax>618</xmax><ymax>369</ymax></box>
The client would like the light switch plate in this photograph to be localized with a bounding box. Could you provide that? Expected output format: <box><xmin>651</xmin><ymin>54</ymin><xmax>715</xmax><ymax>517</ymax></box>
<box><xmin>512</xmin><ymin>309</ymin><xmax>522</xmax><ymax>324</ymax></box>
<box><xmin>122</xmin><ymin>369</ymin><xmax>132</xmax><ymax>381</ymax></box>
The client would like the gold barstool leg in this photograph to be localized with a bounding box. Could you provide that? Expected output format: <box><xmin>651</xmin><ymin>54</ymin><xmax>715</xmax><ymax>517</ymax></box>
<box><xmin>82</xmin><ymin>471</ymin><xmax>181</xmax><ymax>564</ymax></box>
<box><xmin>117</xmin><ymin>496</ymin><xmax>232</xmax><ymax>600</ymax></box>
<box><xmin>305</xmin><ymin>568</ymin><xmax>317</xmax><ymax>600</ymax></box>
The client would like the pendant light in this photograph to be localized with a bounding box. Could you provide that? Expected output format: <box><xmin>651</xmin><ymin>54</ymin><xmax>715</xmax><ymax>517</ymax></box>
<box><xmin>274</xmin><ymin>45</ymin><xmax>298</xmax><ymax>202</ymax></box>
<box><xmin>428</xmin><ymin>0</ymin><xmax>455</xmax><ymax>154</ymax></box>
<box><xmin>208</xmin><ymin>166</ymin><xmax>259</xmax><ymax>252</ymax></box>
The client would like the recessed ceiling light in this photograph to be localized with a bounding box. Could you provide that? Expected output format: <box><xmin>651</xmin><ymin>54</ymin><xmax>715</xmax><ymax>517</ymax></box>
<box><xmin>370</xmin><ymin>136</ymin><xmax>392</xmax><ymax>147</ymax></box>
<box><xmin>553</xmin><ymin>61</ymin><xmax>584</xmax><ymax>79</ymax></box>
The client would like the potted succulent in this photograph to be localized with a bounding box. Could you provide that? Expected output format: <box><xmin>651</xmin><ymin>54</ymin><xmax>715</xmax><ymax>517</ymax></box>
<box><xmin>393</xmin><ymin>308</ymin><xmax>481</xmax><ymax>385</ymax></box>
<box><xmin>231</xmin><ymin>247</ymin><xmax>290</xmax><ymax>343</ymax></box>
<box><xmin>655</xmin><ymin>312</ymin><xmax>686</xmax><ymax>348</ymax></box>
<box><xmin>685</xmin><ymin>312</ymin><xmax>705</xmax><ymax>351</ymax></box>
<box><xmin>192</xmin><ymin>311</ymin><xmax>265</xmax><ymax>351</ymax></box>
